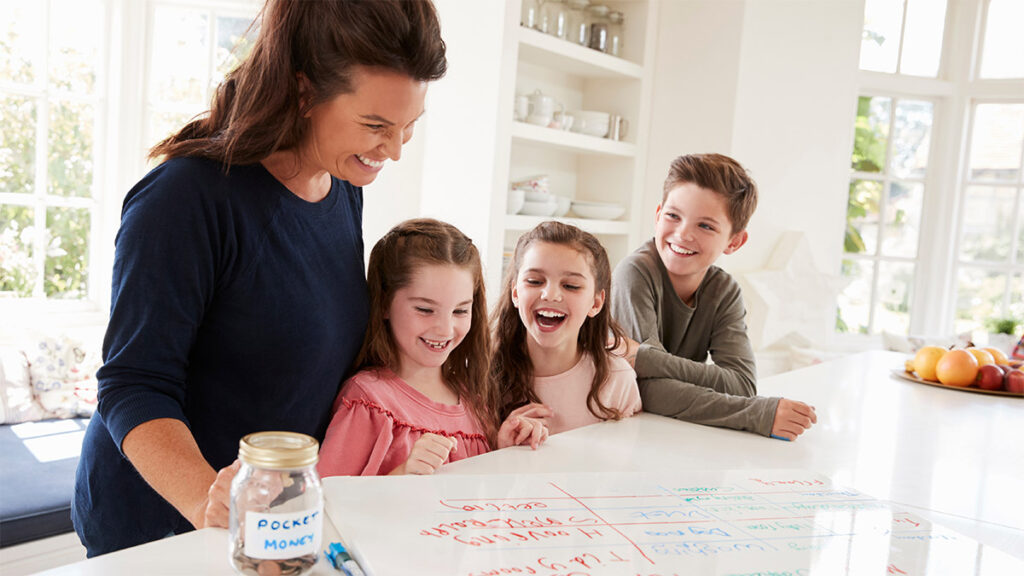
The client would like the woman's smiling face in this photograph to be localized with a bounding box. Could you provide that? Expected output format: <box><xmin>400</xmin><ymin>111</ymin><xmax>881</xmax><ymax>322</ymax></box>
<box><xmin>300</xmin><ymin>66</ymin><xmax>427</xmax><ymax>187</ymax></box>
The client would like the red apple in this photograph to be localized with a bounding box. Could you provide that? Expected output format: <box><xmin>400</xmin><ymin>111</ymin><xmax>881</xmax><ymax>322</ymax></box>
<box><xmin>976</xmin><ymin>364</ymin><xmax>1005</xmax><ymax>391</ymax></box>
<box><xmin>1006</xmin><ymin>369</ymin><xmax>1024</xmax><ymax>394</ymax></box>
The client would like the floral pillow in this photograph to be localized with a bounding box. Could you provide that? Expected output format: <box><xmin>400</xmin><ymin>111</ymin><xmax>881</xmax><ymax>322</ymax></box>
<box><xmin>27</xmin><ymin>335</ymin><xmax>101</xmax><ymax>420</ymax></box>
<box><xmin>0</xmin><ymin>347</ymin><xmax>47</xmax><ymax>425</ymax></box>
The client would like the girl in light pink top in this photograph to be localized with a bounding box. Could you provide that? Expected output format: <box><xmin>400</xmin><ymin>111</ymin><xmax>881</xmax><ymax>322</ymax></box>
<box><xmin>491</xmin><ymin>221</ymin><xmax>641</xmax><ymax>435</ymax></box>
<box><xmin>318</xmin><ymin>219</ymin><xmax>549</xmax><ymax>477</ymax></box>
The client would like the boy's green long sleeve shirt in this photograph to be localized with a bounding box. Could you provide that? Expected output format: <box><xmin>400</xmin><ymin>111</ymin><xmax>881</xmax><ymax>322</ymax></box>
<box><xmin>611</xmin><ymin>239</ymin><xmax>779</xmax><ymax>436</ymax></box>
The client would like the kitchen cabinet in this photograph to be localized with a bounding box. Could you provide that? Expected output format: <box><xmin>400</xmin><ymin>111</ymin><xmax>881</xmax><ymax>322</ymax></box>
<box><xmin>488</xmin><ymin>0</ymin><xmax>659</xmax><ymax>290</ymax></box>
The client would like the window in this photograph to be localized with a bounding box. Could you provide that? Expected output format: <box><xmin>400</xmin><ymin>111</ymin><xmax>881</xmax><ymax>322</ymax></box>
<box><xmin>0</xmin><ymin>0</ymin><xmax>108</xmax><ymax>299</ymax></box>
<box><xmin>839</xmin><ymin>95</ymin><xmax>934</xmax><ymax>334</ymax></box>
<box><xmin>0</xmin><ymin>0</ymin><xmax>256</xmax><ymax>309</ymax></box>
<box><xmin>839</xmin><ymin>0</ymin><xmax>1024</xmax><ymax>342</ymax></box>
<box><xmin>953</xmin><ymin>103</ymin><xmax>1024</xmax><ymax>334</ymax></box>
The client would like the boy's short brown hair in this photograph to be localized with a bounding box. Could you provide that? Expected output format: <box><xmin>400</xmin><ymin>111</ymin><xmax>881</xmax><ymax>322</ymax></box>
<box><xmin>662</xmin><ymin>153</ymin><xmax>758</xmax><ymax>234</ymax></box>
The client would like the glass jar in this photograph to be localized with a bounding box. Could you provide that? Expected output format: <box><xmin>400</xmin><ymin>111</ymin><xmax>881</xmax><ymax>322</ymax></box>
<box><xmin>229</xmin><ymin>432</ymin><xmax>323</xmax><ymax>576</ymax></box>
<box><xmin>607</xmin><ymin>10</ymin><xmax>624</xmax><ymax>57</ymax></box>
<box><xmin>521</xmin><ymin>0</ymin><xmax>539</xmax><ymax>30</ymax></box>
<box><xmin>539</xmin><ymin>0</ymin><xmax>568</xmax><ymax>40</ymax></box>
<box><xmin>565</xmin><ymin>0</ymin><xmax>590</xmax><ymax>47</ymax></box>
<box><xmin>587</xmin><ymin>4</ymin><xmax>610</xmax><ymax>52</ymax></box>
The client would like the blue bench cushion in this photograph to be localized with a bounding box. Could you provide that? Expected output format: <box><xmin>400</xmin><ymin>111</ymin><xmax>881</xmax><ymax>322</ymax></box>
<box><xmin>0</xmin><ymin>418</ymin><xmax>88</xmax><ymax>547</ymax></box>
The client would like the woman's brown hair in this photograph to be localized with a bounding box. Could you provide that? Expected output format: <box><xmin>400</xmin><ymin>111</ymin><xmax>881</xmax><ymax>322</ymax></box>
<box><xmin>354</xmin><ymin>219</ymin><xmax>496</xmax><ymax>437</ymax></box>
<box><xmin>150</xmin><ymin>0</ymin><xmax>447</xmax><ymax>166</ymax></box>
<box><xmin>490</xmin><ymin>221</ymin><xmax>626</xmax><ymax>422</ymax></box>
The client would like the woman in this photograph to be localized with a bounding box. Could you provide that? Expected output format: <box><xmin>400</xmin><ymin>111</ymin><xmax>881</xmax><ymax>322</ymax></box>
<box><xmin>73</xmin><ymin>0</ymin><xmax>446</xmax><ymax>557</ymax></box>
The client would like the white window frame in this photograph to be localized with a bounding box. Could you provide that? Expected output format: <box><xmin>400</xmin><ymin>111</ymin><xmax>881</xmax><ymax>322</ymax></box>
<box><xmin>837</xmin><ymin>0</ymin><xmax>1024</xmax><ymax>346</ymax></box>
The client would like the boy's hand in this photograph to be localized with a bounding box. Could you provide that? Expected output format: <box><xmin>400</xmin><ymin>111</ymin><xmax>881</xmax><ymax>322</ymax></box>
<box><xmin>770</xmin><ymin>399</ymin><xmax>817</xmax><ymax>441</ymax></box>
<box><xmin>197</xmin><ymin>459</ymin><xmax>241</xmax><ymax>528</ymax></box>
<box><xmin>391</xmin><ymin>433</ymin><xmax>456</xmax><ymax>475</ymax></box>
<box><xmin>497</xmin><ymin>403</ymin><xmax>552</xmax><ymax>449</ymax></box>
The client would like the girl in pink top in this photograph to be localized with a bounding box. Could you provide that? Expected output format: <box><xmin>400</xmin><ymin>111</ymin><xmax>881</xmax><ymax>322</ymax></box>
<box><xmin>318</xmin><ymin>219</ymin><xmax>549</xmax><ymax>477</ymax></box>
<box><xmin>491</xmin><ymin>221</ymin><xmax>642</xmax><ymax>435</ymax></box>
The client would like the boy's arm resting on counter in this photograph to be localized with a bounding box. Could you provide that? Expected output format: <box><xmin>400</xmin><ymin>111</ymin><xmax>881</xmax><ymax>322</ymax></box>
<box><xmin>638</xmin><ymin>377</ymin><xmax>778</xmax><ymax>436</ymax></box>
<box><xmin>612</xmin><ymin>260</ymin><xmax>757</xmax><ymax>397</ymax></box>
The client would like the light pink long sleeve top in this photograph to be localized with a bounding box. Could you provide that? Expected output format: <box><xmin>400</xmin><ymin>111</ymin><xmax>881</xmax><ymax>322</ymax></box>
<box><xmin>532</xmin><ymin>353</ymin><xmax>642</xmax><ymax>435</ymax></box>
<box><xmin>317</xmin><ymin>368</ymin><xmax>491</xmax><ymax>477</ymax></box>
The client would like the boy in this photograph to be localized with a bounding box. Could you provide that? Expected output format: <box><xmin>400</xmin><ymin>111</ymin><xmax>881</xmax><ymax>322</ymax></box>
<box><xmin>611</xmin><ymin>153</ymin><xmax>816</xmax><ymax>440</ymax></box>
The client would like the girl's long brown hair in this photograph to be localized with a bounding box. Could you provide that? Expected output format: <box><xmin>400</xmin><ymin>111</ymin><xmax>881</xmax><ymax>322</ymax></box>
<box><xmin>355</xmin><ymin>219</ymin><xmax>496</xmax><ymax>438</ymax></box>
<box><xmin>150</xmin><ymin>0</ymin><xmax>447</xmax><ymax>166</ymax></box>
<box><xmin>490</xmin><ymin>221</ymin><xmax>627</xmax><ymax>422</ymax></box>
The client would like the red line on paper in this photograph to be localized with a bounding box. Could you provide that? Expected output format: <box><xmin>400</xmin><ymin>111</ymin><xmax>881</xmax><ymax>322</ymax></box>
<box><xmin>548</xmin><ymin>482</ymin><xmax>656</xmax><ymax>565</ymax></box>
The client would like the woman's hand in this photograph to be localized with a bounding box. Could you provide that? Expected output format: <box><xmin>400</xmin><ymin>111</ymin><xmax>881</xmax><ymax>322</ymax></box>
<box><xmin>610</xmin><ymin>336</ymin><xmax>641</xmax><ymax>368</ymax></box>
<box><xmin>497</xmin><ymin>403</ymin><xmax>552</xmax><ymax>449</ymax></box>
<box><xmin>390</xmin><ymin>433</ymin><xmax>456</xmax><ymax>475</ymax></box>
<box><xmin>192</xmin><ymin>460</ymin><xmax>241</xmax><ymax>529</ymax></box>
<box><xmin>770</xmin><ymin>399</ymin><xmax>817</xmax><ymax>441</ymax></box>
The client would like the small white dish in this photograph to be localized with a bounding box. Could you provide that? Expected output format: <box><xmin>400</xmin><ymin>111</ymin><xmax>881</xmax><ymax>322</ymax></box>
<box><xmin>552</xmin><ymin>195</ymin><xmax>571</xmax><ymax>217</ymax></box>
<box><xmin>506</xmin><ymin>188</ymin><xmax>525</xmax><ymax>214</ymax></box>
<box><xmin>519</xmin><ymin>199</ymin><xmax>558</xmax><ymax>217</ymax></box>
<box><xmin>571</xmin><ymin>200</ymin><xmax>625</xmax><ymax>220</ymax></box>
<box><xmin>523</xmin><ymin>189</ymin><xmax>550</xmax><ymax>203</ymax></box>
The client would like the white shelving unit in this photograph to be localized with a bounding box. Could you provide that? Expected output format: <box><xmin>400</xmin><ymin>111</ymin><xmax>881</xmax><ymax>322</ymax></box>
<box><xmin>487</xmin><ymin>0</ymin><xmax>659</xmax><ymax>292</ymax></box>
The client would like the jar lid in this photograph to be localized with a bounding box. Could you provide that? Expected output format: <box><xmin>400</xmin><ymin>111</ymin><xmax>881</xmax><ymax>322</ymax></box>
<box><xmin>238</xmin><ymin>431</ymin><xmax>319</xmax><ymax>469</ymax></box>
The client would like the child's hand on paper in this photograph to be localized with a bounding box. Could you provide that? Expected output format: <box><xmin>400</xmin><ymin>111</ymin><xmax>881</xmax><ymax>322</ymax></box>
<box><xmin>497</xmin><ymin>403</ymin><xmax>552</xmax><ymax>449</ymax></box>
<box><xmin>392</xmin><ymin>433</ymin><xmax>456</xmax><ymax>475</ymax></box>
<box><xmin>770</xmin><ymin>399</ymin><xmax>817</xmax><ymax>441</ymax></box>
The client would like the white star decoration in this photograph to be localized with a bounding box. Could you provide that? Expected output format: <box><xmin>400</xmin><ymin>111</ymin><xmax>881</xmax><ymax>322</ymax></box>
<box><xmin>738</xmin><ymin>231</ymin><xmax>842</xmax><ymax>350</ymax></box>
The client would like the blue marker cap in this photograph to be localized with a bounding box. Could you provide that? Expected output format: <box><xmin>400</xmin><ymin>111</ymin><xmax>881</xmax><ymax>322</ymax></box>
<box><xmin>770</xmin><ymin>434</ymin><xmax>791</xmax><ymax>442</ymax></box>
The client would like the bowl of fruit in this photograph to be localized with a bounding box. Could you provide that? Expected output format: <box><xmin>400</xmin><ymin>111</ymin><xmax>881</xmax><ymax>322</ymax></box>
<box><xmin>896</xmin><ymin>346</ymin><xmax>1024</xmax><ymax>396</ymax></box>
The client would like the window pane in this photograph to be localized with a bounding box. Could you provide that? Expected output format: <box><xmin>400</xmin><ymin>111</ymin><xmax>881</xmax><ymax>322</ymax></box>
<box><xmin>1011</xmin><ymin>273</ymin><xmax>1024</xmax><ymax>322</ymax></box>
<box><xmin>979</xmin><ymin>0</ymin><xmax>1024</xmax><ymax>79</ymax></box>
<box><xmin>899</xmin><ymin>0</ymin><xmax>947</xmax><ymax>77</ymax></box>
<box><xmin>846</xmin><ymin>180</ymin><xmax>883</xmax><ymax>255</ymax></box>
<box><xmin>214</xmin><ymin>15</ymin><xmax>257</xmax><ymax>81</ymax></box>
<box><xmin>49</xmin><ymin>0</ymin><xmax>103</xmax><ymax>94</ymax></box>
<box><xmin>0</xmin><ymin>0</ymin><xmax>42</xmax><ymax>84</ymax></box>
<box><xmin>145</xmin><ymin>107</ymin><xmax>195</xmax><ymax>151</ymax></box>
<box><xmin>882</xmin><ymin>181</ymin><xmax>923</xmax><ymax>257</ymax></box>
<box><xmin>968</xmin><ymin>104</ymin><xmax>1024</xmax><ymax>182</ymax></box>
<box><xmin>48</xmin><ymin>99</ymin><xmax>95</xmax><ymax>198</ymax></box>
<box><xmin>837</xmin><ymin>258</ymin><xmax>873</xmax><ymax>334</ymax></box>
<box><xmin>955</xmin><ymin>267</ymin><xmax>1006</xmax><ymax>333</ymax></box>
<box><xmin>0</xmin><ymin>94</ymin><xmax>35</xmax><ymax>194</ymax></box>
<box><xmin>875</xmin><ymin>261</ymin><xmax>914</xmax><ymax>335</ymax></box>
<box><xmin>1019</xmin><ymin>194</ymin><xmax>1024</xmax><ymax>263</ymax></box>
<box><xmin>150</xmin><ymin>6</ymin><xmax>209</xmax><ymax>106</ymax></box>
<box><xmin>960</xmin><ymin>185</ymin><xmax>1016</xmax><ymax>262</ymax></box>
<box><xmin>44</xmin><ymin>206</ymin><xmax>89</xmax><ymax>298</ymax></box>
<box><xmin>860</xmin><ymin>0</ymin><xmax>903</xmax><ymax>73</ymax></box>
<box><xmin>0</xmin><ymin>204</ymin><xmax>35</xmax><ymax>296</ymax></box>
<box><xmin>892</xmin><ymin>100</ymin><xmax>933</xmax><ymax>178</ymax></box>
<box><xmin>852</xmin><ymin>96</ymin><xmax>890</xmax><ymax>173</ymax></box>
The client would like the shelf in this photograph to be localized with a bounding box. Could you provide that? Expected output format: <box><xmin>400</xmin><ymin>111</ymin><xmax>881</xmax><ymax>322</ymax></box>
<box><xmin>517</xmin><ymin>26</ymin><xmax>643</xmax><ymax>80</ymax></box>
<box><xmin>510</xmin><ymin>121</ymin><xmax>636</xmax><ymax>157</ymax></box>
<box><xmin>504</xmin><ymin>214</ymin><xmax>631</xmax><ymax>236</ymax></box>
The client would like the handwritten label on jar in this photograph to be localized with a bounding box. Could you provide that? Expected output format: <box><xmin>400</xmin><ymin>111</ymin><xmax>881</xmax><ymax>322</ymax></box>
<box><xmin>244</xmin><ymin>508</ymin><xmax>323</xmax><ymax>559</ymax></box>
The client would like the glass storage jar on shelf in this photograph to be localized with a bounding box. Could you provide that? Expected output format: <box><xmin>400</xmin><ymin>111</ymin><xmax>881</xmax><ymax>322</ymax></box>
<box><xmin>229</xmin><ymin>431</ymin><xmax>323</xmax><ymax>576</ymax></box>
<box><xmin>607</xmin><ymin>10</ymin><xmax>624</xmax><ymax>57</ymax></box>
<box><xmin>539</xmin><ymin>0</ymin><xmax>568</xmax><ymax>40</ymax></box>
<box><xmin>521</xmin><ymin>0</ymin><xmax>539</xmax><ymax>30</ymax></box>
<box><xmin>565</xmin><ymin>0</ymin><xmax>590</xmax><ymax>47</ymax></box>
<box><xmin>587</xmin><ymin>4</ymin><xmax>610</xmax><ymax>53</ymax></box>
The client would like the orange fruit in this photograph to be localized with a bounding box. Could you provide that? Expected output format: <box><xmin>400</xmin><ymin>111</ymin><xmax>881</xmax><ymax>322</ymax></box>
<box><xmin>935</xmin><ymin>349</ymin><xmax>979</xmax><ymax>387</ymax></box>
<box><xmin>913</xmin><ymin>346</ymin><xmax>946</xmax><ymax>381</ymax></box>
<box><xmin>966</xmin><ymin>348</ymin><xmax>996</xmax><ymax>367</ymax></box>
<box><xmin>982</xmin><ymin>347</ymin><xmax>1010</xmax><ymax>366</ymax></box>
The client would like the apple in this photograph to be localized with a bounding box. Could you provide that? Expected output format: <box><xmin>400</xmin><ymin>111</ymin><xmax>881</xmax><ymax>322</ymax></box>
<box><xmin>1006</xmin><ymin>369</ymin><xmax>1024</xmax><ymax>394</ymax></box>
<box><xmin>975</xmin><ymin>364</ymin><xmax>1005</xmax><ymax>391</ymax></box>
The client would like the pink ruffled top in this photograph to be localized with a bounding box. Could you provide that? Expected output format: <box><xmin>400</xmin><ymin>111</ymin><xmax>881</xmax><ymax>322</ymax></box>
<box><xmin>317</xmin><ymin>368</ymin><xmax>491</xmax><ymax>476</ymax></box>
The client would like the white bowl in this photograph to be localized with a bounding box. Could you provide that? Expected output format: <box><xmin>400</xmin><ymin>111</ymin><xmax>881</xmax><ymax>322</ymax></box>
<box><xmin>580</xmin><ymin>122</ymin><xmax>609</xmax><ymax>137</ymax></box>
<box><xmin>506</xmin><ymin>188</ymin><xmax>525</xmax><ymax>214</ymax></box>
<box><xmin>552</xmin><ymin>195</ymin><xmax>571</xmax><ymax>217</ymax></box>
<box><xmin>523</xmin><ymin>189</ymin><xmax>550</xmax><ymax>203</ymax></box>
<box><xmin>519</xmin><ymin>199</ymin><xmax>558</xmax><ymax>217</ymax></box>
<box><xmin>571</xmin><ymin>200</ymin><xmax>624</xmax><ymax>220</ymax></box>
